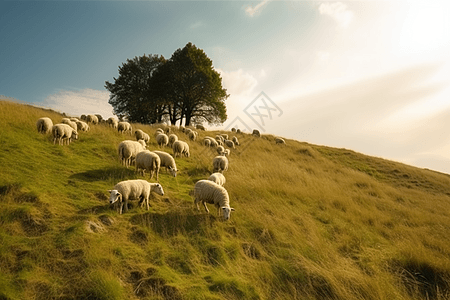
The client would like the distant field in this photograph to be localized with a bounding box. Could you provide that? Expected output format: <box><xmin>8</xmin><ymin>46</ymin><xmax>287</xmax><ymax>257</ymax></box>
<box><xmin>1</xmin><ymin>99</ymin><xmax>450</xmax><ymax>300</ymax></box>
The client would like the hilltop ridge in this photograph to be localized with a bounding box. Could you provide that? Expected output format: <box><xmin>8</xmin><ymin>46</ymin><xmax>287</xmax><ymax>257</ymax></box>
<box><xmin>1</xmin><ymin>99</ymin><xmax>450</xmax><ymax>300</ymax></box>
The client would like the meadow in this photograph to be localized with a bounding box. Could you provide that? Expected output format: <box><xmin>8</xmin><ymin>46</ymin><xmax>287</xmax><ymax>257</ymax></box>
<box><xmin>1</xmin><ymin>99</ymin><xmax>450</xmax><ymax>299</ymax></box>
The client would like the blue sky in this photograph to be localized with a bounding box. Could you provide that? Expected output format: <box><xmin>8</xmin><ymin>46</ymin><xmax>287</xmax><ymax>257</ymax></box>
<box><xmin>1</xmin><ymin>0</ymin><xmax>450</xmax><ymax>174</ymax></box>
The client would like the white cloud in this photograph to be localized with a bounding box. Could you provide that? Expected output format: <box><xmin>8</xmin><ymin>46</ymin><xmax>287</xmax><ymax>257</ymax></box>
<box><xmin>245</xmin><ymin>0</ymin><xmax>270</xmax><ymax>17</ymax></box>
<box><xmin>319</xmin><ymin>2</ymin><xmax>354</xmax><ymax>29</ymax></box>
<box><xmin>217</xmin><ymin>68</ymin><xmax>258</xmax><ymax>98</ymax></box>
<box><xmin>39</xmin><ymin>88</ymin><xmax>114</xmax><ymax>119</ymax></box>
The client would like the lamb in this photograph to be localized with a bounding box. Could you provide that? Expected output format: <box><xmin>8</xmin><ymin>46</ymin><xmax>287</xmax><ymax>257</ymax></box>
<box><xmin>52</xmin><ymin>123</ymin><xmax>78</xmax><ymax>145</ymax></box>
<box><xmin>252</xmin><ymin>129</ymin><xmax>260</xmax><ymax>137</ymax></box>
<box><xmin>168</xmin><ymin>134</ymin><xmax>178</xmax><ymax>147</ymax></box>
<box><xmin>275</xmin><ymin>137</ymin><xmax>286</xmax><ymax>145</ymax></box>
<box><xmin>156</xmin><ymin>133</ymin><xmax>169</xmax><ymax>147</ymax></box>
<box><xmin>135</xmin><ymin>150</ymin><xmax>160</xmax><ymax>181</ymax></box>
<box><xmin>135</xmin><ymin>129</ymin><xmax>150</xmax><ymax>143</ymax></box>
<box><xmin>152</xmin><ymin>150</ymin><xmax>178</xmax><ymax>177</ymax></box>
<box><xmin>231</xmin><ymin>136</ymin><xmax>239</xmax><ymax>146</ymax></box>
<box><xmin>193</xmin><ymin>180</ymin><xmax>235</xmax><ymax>220</ymax></box>
<box><xmin>108</xmin><ymin>179</ymin><xmax>164</xmax><ymax>214</ymax></box>
<box><xmin>118</xmin><ymin>140</ymin><xmax>146</xmax><ymax>167</ymax></box>
<box><xmin>224</xmin><ymin>140</ymin><xmax>235</xmax><ymax>149</ymax></box>
<box><xmin>118</xmin><ymin>121</ymin><xmax>132</xmax><ymax>134</ymax></box>
<box><xmin>107</xmin><ymin>117</ymin><xmax>118</xmax><ymax>129</ymax></box>
<box><xmin>213</xmin><ymin>156</ymin><xmax>228</xmax><ymax>173</ymax></box>
<box><xmin>86</xmin><ymin>114</ymin><xmax>99</xmax><ymax>125</ymax></box>
<box><xmin>173</xmin><ymin>140</ymin><xmax>190</xmax><ymax>158</ymax></box>
<box><xmin>208</xmin><ymin>172</ymin><xmax>226</xmax><ymax>186</ymax></box>
<box><xmin>61</xmin><ymin>118</ymin><xmax>77</xmax><ymax>131</ymax></box>
<box><xmin>36</xmin><ymin>117</ymin><xmax>53</xmax><ymax>134</ymax></box>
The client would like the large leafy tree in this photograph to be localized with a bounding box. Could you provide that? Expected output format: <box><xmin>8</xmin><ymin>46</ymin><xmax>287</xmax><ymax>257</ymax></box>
<box><xmin>105</xmin><ymin>54</ymin><xmax>166</xmax><ymax>123</ymax></box>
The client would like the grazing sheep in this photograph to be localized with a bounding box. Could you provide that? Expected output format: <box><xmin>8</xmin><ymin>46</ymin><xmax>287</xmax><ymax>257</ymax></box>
<box><xmin>215</xmin><ymin>135</ymin><xmax>224</xmax><ymax>142</ymax></box>
<box><xmin>252</xmin><ymin>129</ymin><xmax>260</xmax><ymax>137</ymax></box>
<box><xmin>173</xmin><ymin>140</ymin><xmax>190</xmax><ymax>158</ymax></box>
<box><xmin>75</xmin><ymin>120</ymin><xmax>90</xmax><ymax>132</ymax></box>
<box><xmin>86</xmin><ymin>114</ymin><xmax>99</xmax><ymax>125</ymax></box>
<box><xmin>224</xmin><ymin>140</ymin><xmax>235</xmax><ymax>149</ymax></box>
<box><xmin>108</xmin><ymin>180</ymin><xmax>164</xmax><ymax>214</ymax></box>
<box><xmin>118</xmin><ymin>121</ymin><xmax>132</xmax><ymax>134</ymax></box>
<box><xmin>213</xmin><ymin>156</ymin><xmax>228</xmax><ymax>173</ymax></box>
<box><xmin>154</xmin><ymin>128</ymin><xmax>164</xmax><ymax>137</ymax></box>
<box><xmin>220</xmin><ymin>134</ymin><xmax>228</xmax><ymax>140</ymax></box>
<box><xmin>168</xmin><ymin>134</ymin><xmax>178</xmax><ymax>147</ymax></box>
<box><xmin>156</xmin><ymin>133</ymin><xmax>169</xmax><ymax>147</ymax></box>
<box><xmin>152</xmin><ymin>150</ymin><xmax>178</xmax><ymax>177</ymax></box>
<box><xmin>36</xmin><ymin>117</ymin><xmax>53</xmax><ymax>134</ymax></box>
<box><xmin>232</xmin><ymin>136</ymin><xmax>239</xmax><ymax>146</ymax></box>
<box><xmin>236</xmin><ymin>129</ymin><xmax>241</xmax><ymax>134</ymax></box>
<box><xmin>208</xmin><ymin>173</ymin><xmax>226</xmax><ymax>186</ymax></box>
<box><xmin>216</xmin><ymin>145</ymin><xmax>225</xmax><ymax>155</ymax></box>
<box><xmin>275</xmin><ymin>137</ymin><xmax>286</xmax><ymax>145</ymax></box>
<box><xmin>222</xmin><ymin>149</ymin><xmax>230</xmax><ymax>157</ymax></box>
<box><xmin>193</xmin><ymin>180</ymin><xmax>234</xmax><ymax>220</ymax></box>
<box><xmin>188</xmin><ymin>130</ymin><xmax>198</xmax><ymax>141</ymax></box>
<box><xmin>135</xmin><ymin>150</ymin><xmax>160</xmax><ymax>181</ymax></box>
<box><xmin>135</xmin><ymin>129</ymin><xmax>150</xmax><ymax>143</ymax></box>
<box><xmin>80</xmin><ymin>114</ymin><xmax>87</xmax><ymax>121</ymax></box>
<box><xmin>61</xmin><ymin>118</ymin><xmax>77</xmax><ymax>131</ymax></box>
<box><xmin>118</xmin><ymin>140</ymin><xmax>146</xmax><ymax>167</ymax></box>
<box><xmin>231</xmin><ymin>128</ymin><xmax>236</xmax><ymax>132</ymax></box>
<box><xmin>196</xmin><ymin>124</ymin><xmax>206</xmax><ymax>131</ymax></box>
<box><xmin>95</xmin><ymin>114</ymin><xmax>103</xmax><ymax>123</ymax></box>
<box><xmin>107</xmin><ymin>117</ymin><xmax>118</xmax><ymax>129</ymax></box>
<box><xmin>52</xmin><ymin>123</ymin><xmax>78</xmax><ymax>145</ymax></box>
<box><xmin>204</xmin><ymin>137</ymin><xmax>218</xmax><ymax>148</ymax></box>
<box><xmin>203</xmin><ymin>138</ymin><xmax>211</xmax><ymax>147</ymax></box>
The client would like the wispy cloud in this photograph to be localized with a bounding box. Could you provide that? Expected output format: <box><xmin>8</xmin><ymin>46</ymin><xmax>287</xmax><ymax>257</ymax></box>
<box><xmin>39</xmin><ymin>88</ymin><xmax>114</xmax><ymax>118</ymax></box>
<box><xmin>319</xmin><ymin>2</ymin><xmax>354</xmax><ymax>29</ymax></box>
<box><xmin>245</xmin><ymin>0</ymin><xmax>270</xmax><ymax>17</ymax></box>
<box><xmin>190</xmin><ymin>21</ymin><xmax>204</xmax><ymax>29</ymax></box>
<box><xmin>217</xmin><ymin>68</ymin><xmax>258</xmax><ymax>98</ymax></box>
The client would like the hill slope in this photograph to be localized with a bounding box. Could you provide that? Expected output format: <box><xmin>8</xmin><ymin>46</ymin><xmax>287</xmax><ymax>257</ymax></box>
<box><xmin>1</xmin><ymin>100</ymin><xmax>450</xmax><ymax>300</ymax></box>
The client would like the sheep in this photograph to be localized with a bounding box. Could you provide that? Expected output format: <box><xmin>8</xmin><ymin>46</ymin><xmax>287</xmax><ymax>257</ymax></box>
<box><xmin>118</xmin><ymin>140</ymin><xmax>146</xmax><ymax>167</ymax></box>
<box><xmin>173</xmin><ymin>140</ymin><xmax>190</xmax><ymax>158</ymax></box>
<box><xmin>135</xmin><ymin>129</ymin><xmax>150</xmax><ymax>143</ymax></box>
<box><xmin>168</xmin><ymin>134</ymin><xmax>178</xmax><ymax>147</ymax></box>
<box><xmin>204</xmin><ymin>137</ymin><xmax>218</xmax><ymax>148</ymax></box>
<box><xmin>95</xmin><ymin>114</ymin><xmax>103</xmax><ymax>123</ymax></box>
<box><xmin>231</xmin><ymin>136</ymin><xmax>240</xmax><ymax>146</ymax></box>
<box><xmin>61</xmin><ymin>118</ymin><xmax>77</xmax><ymax>131</ymax></box>
<box><xmin>236</xmin><ymin>129</ymin><xmax>241</xmax><ymax>134</ymax></box>
<box><xmin>135</xmin><ymin>150</ymin><xmax>160</xmax><ymax>181</ymax></box>
<box><xmin>231</xmin><ymin>128</ymin><xmax>236</xmax><ymax>132</ymax></box>
<box><xmin>216</xmin><ymin>145</ymin><xmax>225</xmax><ymax>155</ymax></box>
<box><xmin>213</xmin><ymin>156</ymin><xmax>228</xmax><ymax>173</ymax></box>
<box><xmin>86</xmin><ymin>114</ymin><xmax>99</xmax><ymax>125</ymax></box>
<box><xmin>224</xmin><ymin>140</ymin><xmax>235</xmax><ymax>149</ymax></box>
<box><xmin>188</xmin><ymin>130</ymin><xmax>198</xmax><ymax>141</ymax></box>
<box><xmin>275</xmin><ymin>137</ymin><xmax>286</xmax><ymax>145</ymax></box>
<box><xmin>252</xmin><ymin>129</ymin><xmax>260</xmax><ymax>137</ymax></box>
<box><xmin>107</xmin><ymin>117</ymin><xmax>118</xmax><ymax>129</ymax></box>
<box><xmin>52</xmin><ymin>123</ymin><xmax>78</xmax><ymax>145</ymax></box>
<box><xmin>76</xmin><ymin>120</ymin><xmax>90</xmax><ymax>132</ymax></box>
<box><xmin>80</xmin><ymin>114</ymin><xmax>87</xmax><ymax>121</ymax></box>
<box><xmin>208</xmin><ymin>172</ymin><xmax>226</xmax><ymax>186</ymax></box>
<box><xmin>220</xmin><ymin>134</ymin><xmax>228</xmax><ymax>140</ymax></box>
<box><xmin>196</xmin><ymin>124</ymin><xmax>206</xmax><ymax>131</ymax></box>
<box><xmin>36</xmin><ymin>117</ymin><xmax>53</xmax><ymax>134</ymax></box>
<box><xmin>108</xmin><ymin>180</ymin><xmax>164</xmax><ymax>214</ymax></box>
<box><xmin>152</xmin><ymin>150</ymin><xmax>178</xmax><ymax>177</ymax></box>
<box><xmin>156</xmin><ymin>133</ymin><xmax>169</xmax><ymax>147</ymax></box>
<box><xmin>154</xmin><ymin>128</ymin><xmax>164</xmax><ymax>137</ymax></box>
<box><xmin>193</xmin><ymin>180</ymin><xmax>234</xmax><ymax>220</ymax></box>
<box><xmin>203</xmin><ymin>138</ymin><xmax>211</xmax><ymax>147</ymax></box>
<box><xmin>215</xmin><ymin>135</ymin><xmax>224</xmax><ymax>142</ymax></box>
<box><xmin>118</xmin><ymin>121</ymin><xmax>132</xmax><ymax>134</ymax></box>
<box><xmin>222</xmin><ymin>149</ymin><xmax>230</xmax><ymax>157</ymax></box>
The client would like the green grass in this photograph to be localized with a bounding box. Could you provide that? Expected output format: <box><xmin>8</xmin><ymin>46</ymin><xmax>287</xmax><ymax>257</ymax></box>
<box><xmin>1</xmin><ymin>99</ymin><xmax>450</xmax><ymax>299</ymax></box>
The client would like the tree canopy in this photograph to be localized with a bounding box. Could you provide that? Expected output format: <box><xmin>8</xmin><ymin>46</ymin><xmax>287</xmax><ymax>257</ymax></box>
<box><xmin>105</xmin><ymin>43</ymin><xmax>228</xmax><ymax>126</ymax></box>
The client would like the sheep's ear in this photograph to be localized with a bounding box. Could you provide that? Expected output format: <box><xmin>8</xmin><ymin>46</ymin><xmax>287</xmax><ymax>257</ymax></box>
<box><xmin>108</xmin><ymin>190</ymin><xmax>112</xmax><ymax>193</ymax></box>
<box><xmin>168</xmin><ymin>166</ymin><xmax>172</xmax><ymax>170</ymax></box>
<box><xmin>231</xmin><ymin>208</ymin><xmax>235</xmax><ymax>211</ymax></box>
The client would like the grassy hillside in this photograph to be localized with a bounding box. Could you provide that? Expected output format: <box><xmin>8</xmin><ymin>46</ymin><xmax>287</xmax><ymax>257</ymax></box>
<box><xmin>1</xmin><ymin>99</ymin><xmax>450</xmax><ymax>300</ymax></box>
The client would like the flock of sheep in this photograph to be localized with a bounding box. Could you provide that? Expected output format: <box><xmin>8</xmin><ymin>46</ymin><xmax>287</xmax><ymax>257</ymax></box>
<box><xmin>36</xmin><ymin>113</ymin><xmax>286</xmax><ymax>221</ymax></box>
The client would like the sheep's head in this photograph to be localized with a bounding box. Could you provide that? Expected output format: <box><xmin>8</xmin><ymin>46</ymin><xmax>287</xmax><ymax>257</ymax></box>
<box><xmin>108</xmin><ymin>189</ymin><xmax>121</xmax><ymax>204</ymax></box>
<box><xmin>222</xmin><ymin>207</ymin><xmax>235</xmax><ymax>221</ymax></box>
<box><xmin>168</xmin><ymin>166</ymin><xmax>177</xmax><ymax>177</ymax></box>
<box><xmin>153</xmin><ymin>183</ymin><xmax>164</xmax><ymax>196</ymax></box>
<box><xmin>71</xmin><ymin>131</ymin><xmax>79</xmax><ymax>140</ymax></box>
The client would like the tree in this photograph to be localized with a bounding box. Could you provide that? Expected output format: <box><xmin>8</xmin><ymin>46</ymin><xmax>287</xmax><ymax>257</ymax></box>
<box><xmin>105</xmin><ymin>54</ymin><xmax>166</xmax><ymax>123</ymax></box>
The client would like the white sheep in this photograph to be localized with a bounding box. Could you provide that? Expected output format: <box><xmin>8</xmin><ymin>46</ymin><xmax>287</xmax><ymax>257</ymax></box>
<box><xmin>61</xmin><ymin>118</ymin><xmax>77</xmax><ymax>131</ymax></box>
<box><xmin>118</xmin><ymin>121</ymin><xmax>132</xmax><ymax>134</ymax></box>
<box><xmin>222</xmin><ymin>149</ymin><xmax>230</xmax><ymax>157</ymax></box>
<box><xmin>168</xmin><ymin>134</ymin><xmax>178</xmax><ymax>147</ymax></box>
<box><xmin>154</xmin><ymin>128</ymin><xmax>164</xmax><ymax>137</ymax></box>
<box><xmin>213</xmin><ymin>155</ymin><xmax>228</xmax><ymax>173</ymax></box>
<box><xmin>173</xmin><ymin>140</ymin><xmax>190</xmax><ymax>158</ymax></box>
<box><xmin>36</xmin><ymin>117</ymin><xmax>53</xmax><ymax>134</ymax></box>
<box><xmin>203</xmin><ymin>138</ymin><xmax>211</xmax><ymax>147</ymax></box>
<box><xmin>231</xmin><ymin>136</ymin><xmax>239</xmax><ymax>146</ymax></box>
<box><xmin>204</xmin><ymin>137</ymin><xmax>218</xmax><ymax>148</ymax></box>
<box><xmin>108</xmin><ymin>180</ymin><xmax>164</xmax><ymax>214</ymax></box>
<box><xmin>193</xmin><ymin>180</ymin><xmax>235</xmax><ymax>220</ymax></box>
<box><xmin>118</xmin><ymin>140</ymin><xmax>146</xmax><ymax>167</ymax></box>
<box><xmin>86</xmin><ymin>114</ymin><xmax>99</xmax><ymax>125</ymax></box>
<box><xmin>52</xmin><ymin>123</ymin><xmax>78</xmax><ymax>145</ymax></box>
<box><xmin>224</xmin><ymin>140</ymin><xmax>235</xmax><ymax>149</ymax></box>
<box><xmin>107</xmin><ymin>117</ymin><xmax>118</xmax><ymax>129</ymax></box>
<box><xmin>156</xmin><ymin>133</ymin><xmax>169</xmax><ymax>147</ymax></box>
<box><xmin>216</xmin><ymin>145</ymin><xmax>225</xmax><ymax>155</ymax></box>
<box><xmin>152</xmin><ymin>150</ymin><xmax>178</xmax><ymax>177</ymax></box>
<box><xmin>135</xmin><ymin>150</ymin><xmax>160</xmax><ymax>180</ymax></box>
<box><xmin>275</xmin><ymin>137</ymin><xmax>286</xmax><ymax>145</ymax></box>
<box><xmin>252</xmin><ymin>129</ymin><xmax>260</xmax><ymax>137</ymax></box>
<box><xmin>95</xmin><ymin>114</ymin><xmax>103</xmax><ymax>123</ymax></box>
<box><xmin>208</xmin><ymin>173</ymin><xmax>226</xmax><ymax>186</ymax></box>
<box><xmin>135</xmin><ymin>129</ymin><xmax>150</xmax><ymax>143</ymax></box>
<box><xmin>188</xmin><ymin>130</ymin><xmax>198</xmax><ymax>141</ymax></box>
<box><xmin>76</xmin><ymin>120</ymin><xmax>90</xmax><ymax>132</ymax></box>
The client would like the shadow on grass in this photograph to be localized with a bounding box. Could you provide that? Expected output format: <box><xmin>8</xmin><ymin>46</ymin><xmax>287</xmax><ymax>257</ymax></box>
<box><xmin>70</xmin><ymin>167</ymin><xmax>136</xmax><ymax>182</ymax></box>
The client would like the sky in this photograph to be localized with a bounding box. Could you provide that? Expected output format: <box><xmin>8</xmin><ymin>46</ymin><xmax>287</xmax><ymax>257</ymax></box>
<box><xmin>1</xmin><ymin>0</ymin><xmax>450</xmax><ymax>174</ymax></box>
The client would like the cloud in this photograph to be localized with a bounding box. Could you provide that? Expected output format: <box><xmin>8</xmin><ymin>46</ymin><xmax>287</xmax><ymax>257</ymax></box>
<box><xmin>217</xmin><ymin>68</ymin><xmax>258</xmax><ymax>98</ymax></box>
<box><xmin>245</xmin><ymin>0</ymin><xmax>270</xmax><ymax>17</ymax></box>
<box><xmin>39</xmin><ymin>88</ymin><xmax>114</xmax><ymax>118</ymax></box>
<box><xmin>319</xmin><ymin>2</ymin><xmax>354</xmax><ymax>29</ymax></box>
